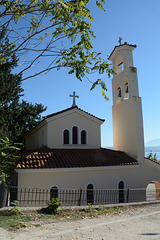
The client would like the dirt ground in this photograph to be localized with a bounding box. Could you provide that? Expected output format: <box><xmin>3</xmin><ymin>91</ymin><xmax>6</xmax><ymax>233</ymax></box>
<box><xmin>0</xmin><ymin>203</ymin><xmax>160</xmax><ymax>240</ymax></box>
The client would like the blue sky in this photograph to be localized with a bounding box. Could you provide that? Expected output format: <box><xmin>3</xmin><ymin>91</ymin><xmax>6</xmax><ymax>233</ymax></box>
<box><xmin>21</xmin><ymin>0</ymin><xmax>160</xmax><ymax>147</ymax></box>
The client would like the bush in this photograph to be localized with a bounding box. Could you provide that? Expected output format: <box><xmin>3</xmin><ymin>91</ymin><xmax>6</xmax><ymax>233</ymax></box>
<box><xmin>10</xmin><ymin>200</ymin><xmax>19</xmax><ymax>207</ymax></box>
<box><xmin>10</xmin><ymin>201</ymin><xmax>22</xmax><ymax>215</ymax></box>
<box><xmin>9</xmin><ymin>206</ymin><xmax>22</xmax><ymax>215</ymax></box>
<box><xmin>47</xmin><ymin>198</ymin><xmax>62</xmax><ymax>214</ymax></box>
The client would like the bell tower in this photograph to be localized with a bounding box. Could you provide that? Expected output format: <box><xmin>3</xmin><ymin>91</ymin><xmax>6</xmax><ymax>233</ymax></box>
<box><xmin>109</xmin><ymin>42</ymin><xmax>144</xmax><ymax>162</ymax></box>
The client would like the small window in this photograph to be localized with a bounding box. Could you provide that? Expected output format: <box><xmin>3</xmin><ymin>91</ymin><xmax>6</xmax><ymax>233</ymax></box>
<box><xmin>63</xmin><ymin>129</ymin><xmax>69</xmax><ymax>144</ymax></box>
<box><xmin>50</xmin><ymin>186</ymin><xmax>58</xmax><ymax>200</ymax></box>
<box><xmin>81</xmin><ymin>130</ymin><xmax>86</xmax><ymax>144</ymax></box>
<box><xmin>72</xmin><ymin>126</ymin><xmax>78</xmax><ymax>144</ymax></box>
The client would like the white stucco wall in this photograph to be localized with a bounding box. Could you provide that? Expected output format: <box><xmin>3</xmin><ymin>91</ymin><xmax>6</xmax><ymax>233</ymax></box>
<box><xmin>112</xmin><ymin>97</ymin><xmax>144</xmax><ymax>161</ymax></box>
<box><xmin>25</xmin><ymin>110</ymin><xmax>102</xmax><ymax>150</ymax></box>
<box><xmin>47</xmin><ymin>112</ymin><xmax>101</xmax><ymax>149</ymax></box>
<box><xmin>110</xmin><ymin>44</ymin><xmax>144</xmax><ymax>162</ymax></box>
<box><xmin>16</xmin><ymin>161</ymin><xmax>160</xmax><ymax>191</ymax></box>
<box><xmin>16</xmin><ymin>167</ymin><xmax>138</xmax><ymax>190</ymax></box>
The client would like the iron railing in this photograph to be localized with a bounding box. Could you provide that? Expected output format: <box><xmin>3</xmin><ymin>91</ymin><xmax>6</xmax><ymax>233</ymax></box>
<box><xmin>2</xmin><ymin>186</ymin><xmax>159</xmax><ymax>207</ymax></box>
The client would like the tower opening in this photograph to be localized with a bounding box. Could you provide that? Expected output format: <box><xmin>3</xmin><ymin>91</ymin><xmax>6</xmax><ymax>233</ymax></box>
<box><xmin>116</xmin><ymin>56</ymin><xmax>124</xmax><ymax>74</ymax></box>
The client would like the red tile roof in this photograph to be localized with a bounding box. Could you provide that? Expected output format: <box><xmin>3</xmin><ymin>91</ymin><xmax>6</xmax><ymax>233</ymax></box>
<box><xmin>144</xmin><ymin>157</ymin><xmax>160</xmax><ymax>165</ymax></box>
<box><xmin>108</xmin><ymin>42</ymin><xmax>137</xmax><ymax>60</ymax></box>
<box><xmin>17</xmin><ymin>148</ymin><xmax>139</xmax><ymax>169</ymax></box>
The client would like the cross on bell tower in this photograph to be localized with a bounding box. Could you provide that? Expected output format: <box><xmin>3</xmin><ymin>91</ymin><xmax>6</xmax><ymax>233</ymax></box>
<box><xmin>69</xmin><ymin>91</ymin><xmax>79</xmax><ymax>106</ymax></box>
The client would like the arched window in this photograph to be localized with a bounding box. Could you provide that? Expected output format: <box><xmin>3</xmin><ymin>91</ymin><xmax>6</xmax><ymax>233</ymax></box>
<box><xmin>118</xmin><ymin>181</ymin><xmax>125</xmax><ymax>203</ymax></box>
<box><xmin>123</xmin><ymin>79</ymin><xmax>129</xmax><ymax>100</ymax></box>
<box><xmin>117</xmin><ymin>87</ymin><xmax>122</xmax><ymax>98</ymax></box>
<box><xmin>116</xmin><ymin>56</ymin><xmax>124</xmax><ymax>74</ymax></box>
<box><xmin>86</xmin><ymin>184</ymin><xmax>94</xmax><ymax>204</ymax></box>
<box><xmin>63</xmin><ymin>129</ymin><xmax>69</xmax><ymax>144</ymax></box>
<box><xmin>81</xmin><ymin>130</ymin><xmax>86</xmax><ymax>144</ymax></box>
<box><xmin>50</xmin><ymin>186</ymin><xmax>58</xmax><ymax>200</ymax></box>
<box><xmin>115</xmin><ymin>83</ymin><xmax>122</xmax><ymax>104</ymax></box>
<box><xmin>72</xmin><ymin>126</ymin><xmax>78</xmax><ymax>144</ymax></box>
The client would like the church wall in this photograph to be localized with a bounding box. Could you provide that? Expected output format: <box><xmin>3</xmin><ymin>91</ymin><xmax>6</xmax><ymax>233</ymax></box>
<box><xmin>139</xmin><ymin>161</ymin><xmax>160</xmax><ymax>187</ymax></box>
<box><xmin>26</xmin><ymin>124</ymin><xmax>47</xmax><ymax>150</ymax></box>
<box><xmin>16</xmin><ymin>161</ymin><xmax>160</xmax><ymax>205</ymax></box>
<box><xmin>17</xmin><ymin>166</ymin><xmax>148</xmax><ymax>191</ymax></box>
<box><xmin>17</xmin><ymin>162</ymin><xmax>160</xmax><ymax>191</ymax></box>
<box><xmin>47</xmin><ymin>112</ymin><xmax>101</xmax><ymax>148</ymax></box>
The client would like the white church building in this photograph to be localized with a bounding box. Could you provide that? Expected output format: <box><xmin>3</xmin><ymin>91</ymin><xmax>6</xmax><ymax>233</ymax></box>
<box><xmin>15</xmin><ymin>42</ymin><xmax>160</xmax><ymax>205</ymax></box>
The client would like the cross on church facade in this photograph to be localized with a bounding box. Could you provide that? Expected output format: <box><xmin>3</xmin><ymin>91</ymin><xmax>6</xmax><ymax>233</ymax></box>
<box><xmin>69</xmin><ymin>91</ymin><xmax>79</xmax><ymax>106</ymax></box>
<box><xmin>118</xmin><ymin>36</ymin><xmax>122</xmax><ymax>45</ymax></box>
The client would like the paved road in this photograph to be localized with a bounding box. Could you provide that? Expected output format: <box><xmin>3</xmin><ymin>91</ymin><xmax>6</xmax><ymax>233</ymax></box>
<box><xmin>1</xmin><ymin>203</ymin><xmax>160</xmax><ymax>240</ymax></box>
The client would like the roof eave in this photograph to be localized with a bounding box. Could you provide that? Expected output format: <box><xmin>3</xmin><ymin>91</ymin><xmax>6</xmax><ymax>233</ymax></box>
<box><xmin>45</xmin><ymin>107</ymin><xmax>105</xmax><ymax>125</ymax></box>
<box><xmin>108</xmin><ymin>43</ymin><xmax>137</xmax><ymax>61</ymax></box>
<box><xmin>15</xmin><ymin>164</ymin><xmax>139</xmax><ymax>173</ymax></box>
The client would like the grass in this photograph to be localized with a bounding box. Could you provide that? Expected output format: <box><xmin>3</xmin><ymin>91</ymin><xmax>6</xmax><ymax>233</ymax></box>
<box><xmin>0</xmin><ymin>213</ymin><xmax>32</xmax><ymax>229</ymax></box>
<box><xmin>0</xmin><ymin>205</ymin><xmax>123</xmax><ymax>230</ymax></box>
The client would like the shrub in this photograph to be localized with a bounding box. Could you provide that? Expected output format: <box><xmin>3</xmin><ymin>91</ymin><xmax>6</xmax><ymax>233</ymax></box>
<box><xmin>10</xmin><ymin>201</ymin><xmax>22</xmax><ymax>215</ymax></box>
<box><xmin>47</xmin><ymin>198</ymin><xmax>62</xmax><ymax>214</ymax></box>
<box><xmin>10</xmin><ymin>200</ymin><xmax>19</xmax><ymax>207</ymax></box>
<box><xmin>9</xmin><ymin>206</ymin><xmax>22</xmax><ymax>215</ymax></box>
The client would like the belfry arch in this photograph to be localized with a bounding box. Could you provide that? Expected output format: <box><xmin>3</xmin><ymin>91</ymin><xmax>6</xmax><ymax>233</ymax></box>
<box><xmin>123</xmin><ymin>78</ymin><xmax>129</xmax><ymax>100</ymax></box>
<box><xmin>116</xmin><ymin>56</ymin><xmax>124</xmax><ymax>74</ymax></box>
<box><xmin>115</xmin><ymin>83</ymin><xmax>122</xmax><ymax>104</ymax></box>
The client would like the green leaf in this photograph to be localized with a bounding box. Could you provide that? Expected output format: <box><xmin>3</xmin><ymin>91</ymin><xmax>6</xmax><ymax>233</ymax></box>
<box><xmin>102</xmin><ymin>90</ymin><xmax>109</xmax><ymax>101</ymax></box>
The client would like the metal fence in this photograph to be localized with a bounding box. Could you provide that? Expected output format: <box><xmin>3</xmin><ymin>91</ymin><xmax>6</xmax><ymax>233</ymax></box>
<box><xmin>2</xmin><ymin>186</ymin><xmax>159</xmax><ymax>207</ymax></box>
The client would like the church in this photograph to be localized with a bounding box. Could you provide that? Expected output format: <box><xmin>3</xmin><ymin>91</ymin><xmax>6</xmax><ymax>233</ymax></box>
<box><xmin>15</xmin><ymin>42</ymin><xmax>160</xmax><ymax>205</ymax></box>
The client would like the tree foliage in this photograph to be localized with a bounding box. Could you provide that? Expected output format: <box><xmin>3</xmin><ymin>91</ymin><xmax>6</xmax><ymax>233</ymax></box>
<box><xmin>0</xmin><ymin>36</ymin><xmax>47</xmax><ymax>145</ymax></box>
<box><xmin>0</xmin><ymin>137</ymin><xmax>20</xmax><ymax>184</ymax></box>
<box><xmin>147</xmin><ymin>152</ymin><xmax>158</xmax><ymax>161</ymax></box>
<box><xmin>0</xmin><ymin>0</ymin><xmax>115</xmax><ymax>99</ymax></box>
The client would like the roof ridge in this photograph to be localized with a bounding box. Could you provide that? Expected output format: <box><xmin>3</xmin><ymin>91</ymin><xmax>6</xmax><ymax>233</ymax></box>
<box><xmin>44</xmin><ymin>105</ymin><xmax>78</xmax><ymax>119</ymax></box>
<box><xmin>45</xmin><ymin>105</ymin><xmax>105</xmax><ymax>122</ymax></box>
<box><xmin>26</xmin><ymin>105</ymin><xmax>104</xmax><ymax>136</ymax></box>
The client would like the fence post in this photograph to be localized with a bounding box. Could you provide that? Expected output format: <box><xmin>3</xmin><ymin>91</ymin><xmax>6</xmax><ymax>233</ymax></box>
<box><xmin>79</xmin><ymin>188</ymin><xmax>82</xmax><ymax>206</ymax></box>
<box><xmin>127</xmin><ymin>189</ymin><xmax>129</xmax><ymax>203</ymax></box>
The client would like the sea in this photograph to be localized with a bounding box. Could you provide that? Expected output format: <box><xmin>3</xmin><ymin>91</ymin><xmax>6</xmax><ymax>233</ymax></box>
<box><xmin>106</xmin><ymin>146</ymin><xmax>160</xmax><ymax>161</ymax></box>
<box><xmin>145</xmin><ymin>146</ymin><xmax>160</xmax><ymax>161</ymax></box>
